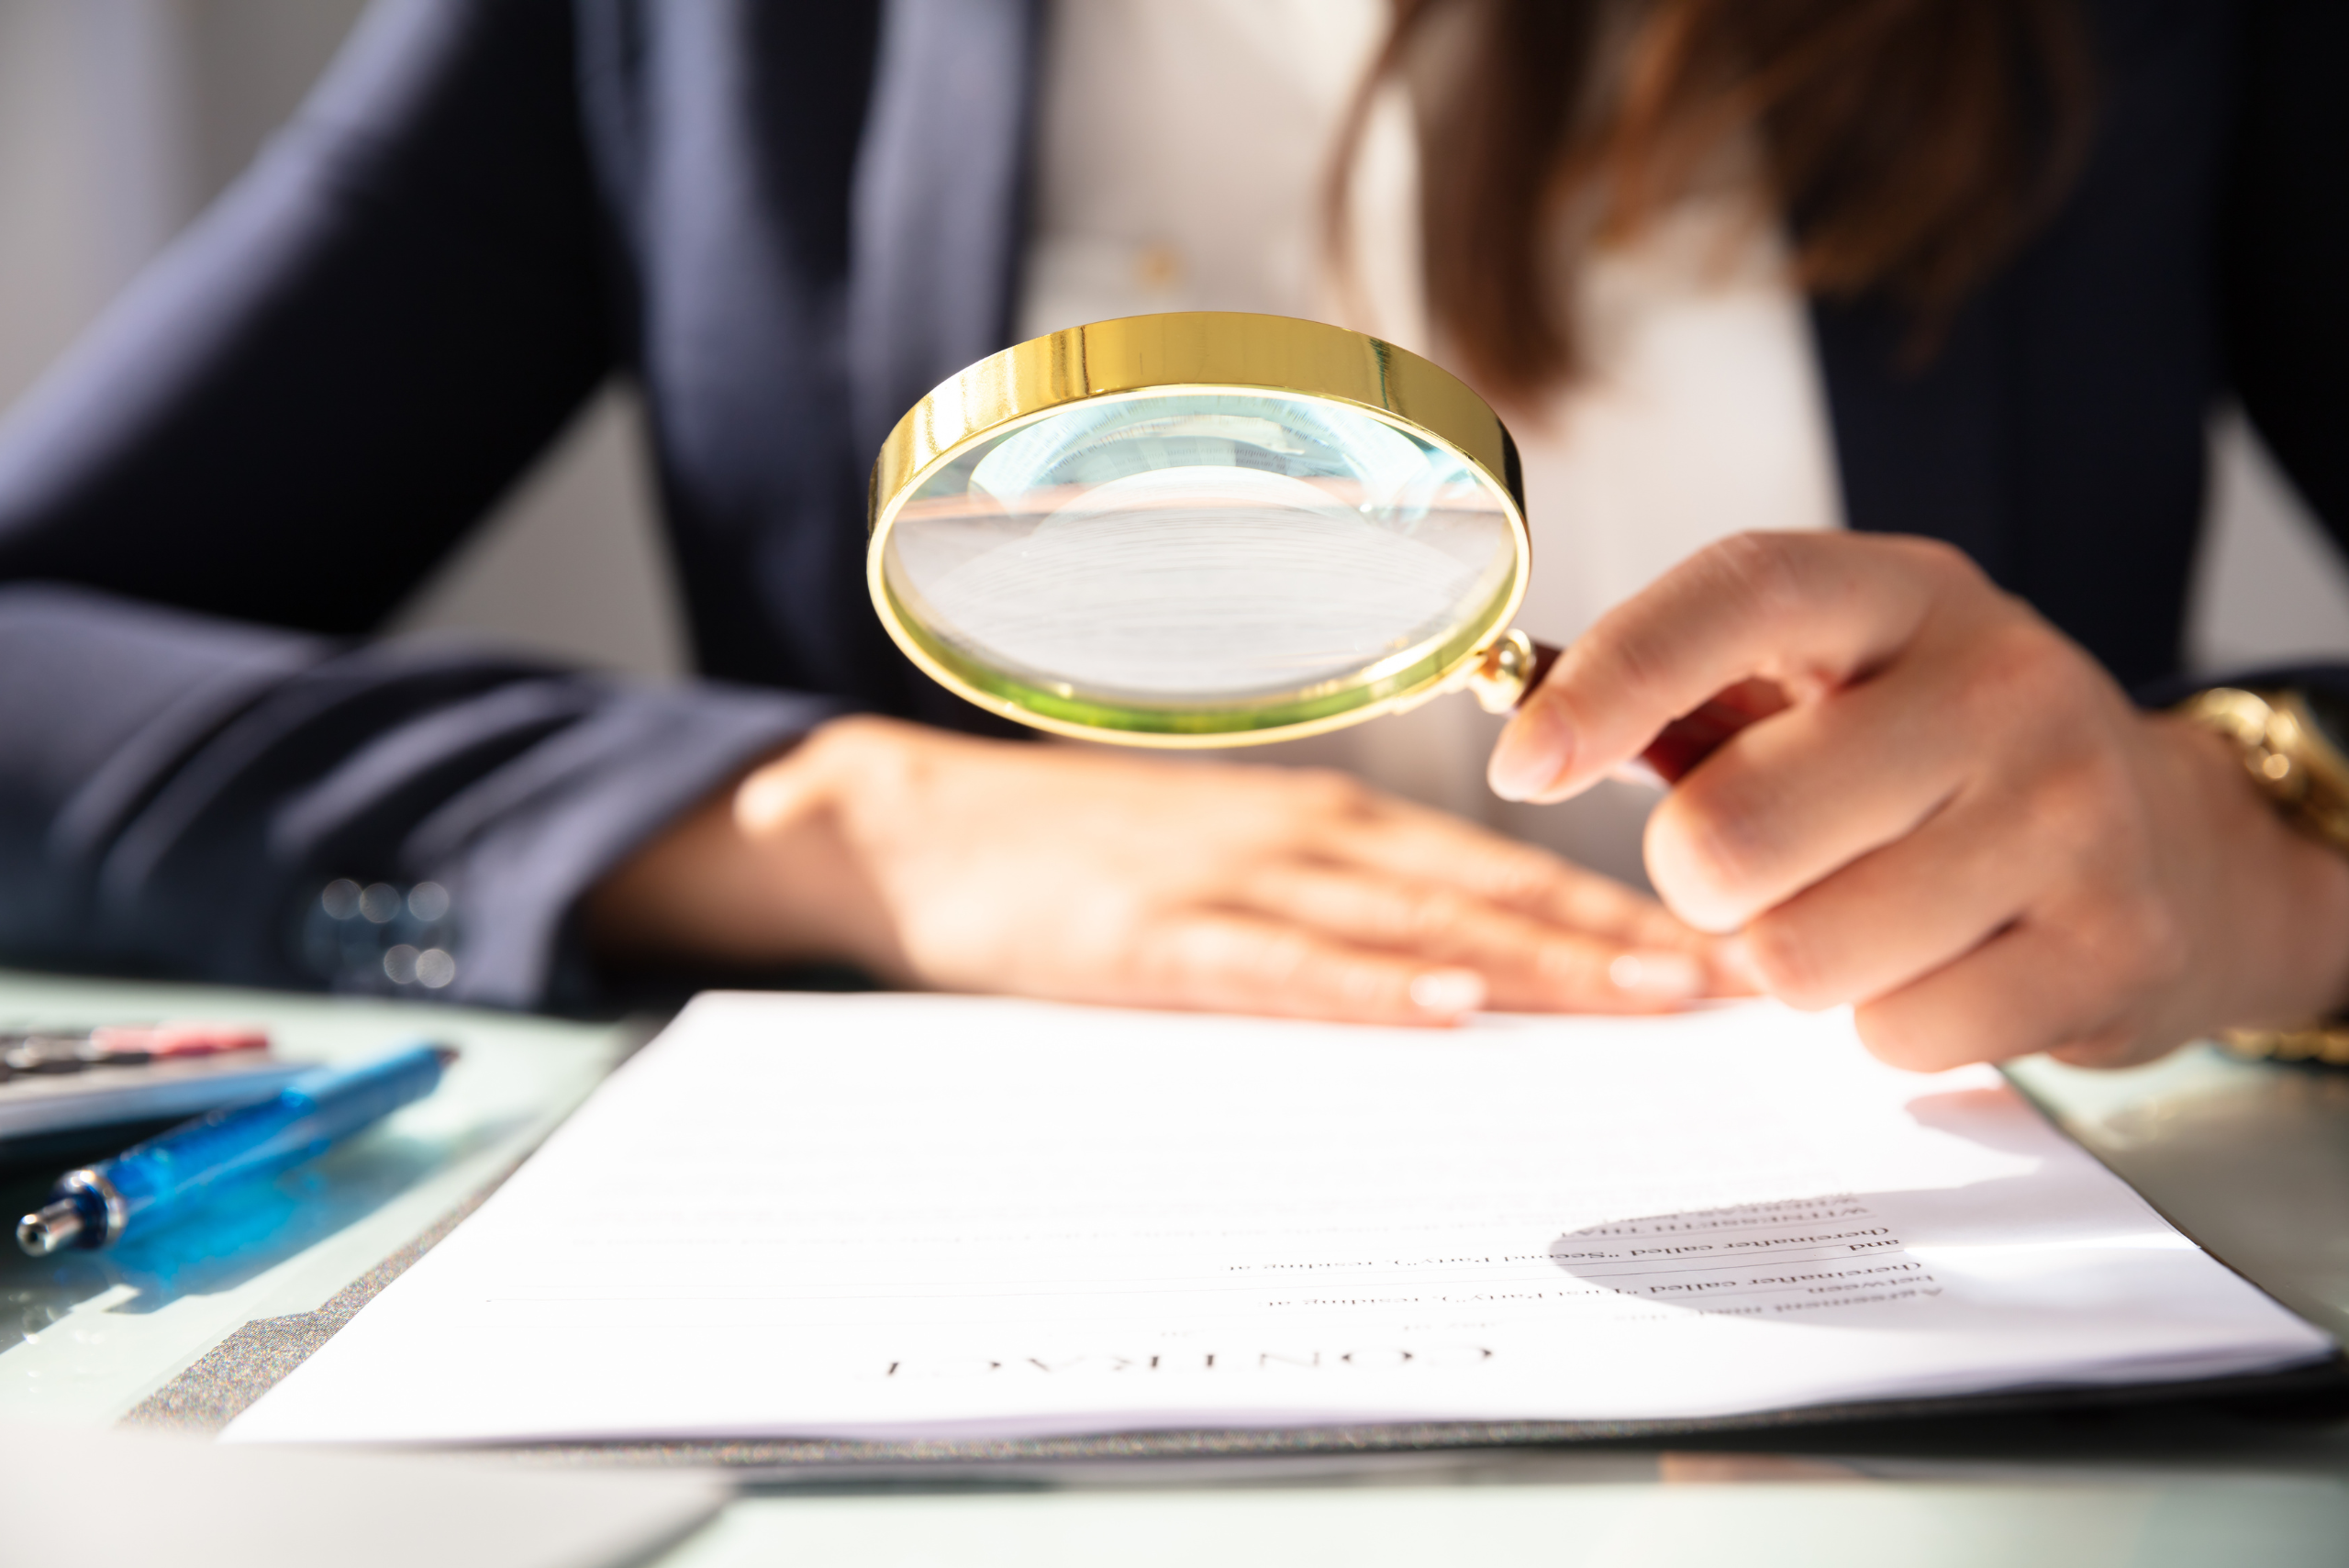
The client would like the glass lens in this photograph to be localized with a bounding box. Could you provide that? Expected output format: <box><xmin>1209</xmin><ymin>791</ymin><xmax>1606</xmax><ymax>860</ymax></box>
<box><xmin>878</xmin><ymin>390</ymin><xmax>1520</xmax><ymax>733</ymax></box>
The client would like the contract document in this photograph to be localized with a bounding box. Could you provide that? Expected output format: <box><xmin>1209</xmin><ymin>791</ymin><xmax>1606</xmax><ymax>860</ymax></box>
<box><xmin>228</xmin><ymin>995</ymin><xmax>2333</xmax><ymax>1446</ymax></box>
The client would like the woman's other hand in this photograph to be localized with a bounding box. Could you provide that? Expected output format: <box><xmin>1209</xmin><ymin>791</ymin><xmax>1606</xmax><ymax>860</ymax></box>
<box><xmin>587</xmin><ymin>715</ymin><xmax>1738</xmax><ymax>1023</ymax></box>
<box><xmin>1489</xmin><ymin>531</ymin><xmax>2349</xmax><ymax>1070</ymax></box>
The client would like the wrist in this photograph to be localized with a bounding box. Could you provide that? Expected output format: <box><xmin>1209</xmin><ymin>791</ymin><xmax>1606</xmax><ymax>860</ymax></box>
<box><xmin>2158</xmin><ymin>706</ymin><xmax>2349</xmax><ymax>1033</ymax></box>
<box><xmin>582</xmin><ymin>717</ymin><xmax>907</xmax><ymax>976</ymax></box>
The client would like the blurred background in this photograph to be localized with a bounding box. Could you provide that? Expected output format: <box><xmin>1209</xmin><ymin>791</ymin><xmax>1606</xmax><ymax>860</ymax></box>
<box><xmin>0</xmin><ymin>0</ymin><xmax>2342</xmax><ymax>683</ymax></box>
<box><xmin>0</xmin><ymin>0</ymin><xmax>687</xmax><ymax>678</ymax></box>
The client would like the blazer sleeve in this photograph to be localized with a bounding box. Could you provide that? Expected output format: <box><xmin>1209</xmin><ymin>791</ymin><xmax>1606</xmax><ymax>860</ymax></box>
<box><xmin>0</xmin><ymin>0</ymin><xmax>847</xmax><ymax>1010</ymax></box>
<box><xmin>0</xmin><ymin>585</ymin><xmax>837</xmax><ymax>1011</ymax></box>
<box><xmin>2225</xmin><ymin>0</ymin><xmax>2349</xmax><ymax>544</ymax></box>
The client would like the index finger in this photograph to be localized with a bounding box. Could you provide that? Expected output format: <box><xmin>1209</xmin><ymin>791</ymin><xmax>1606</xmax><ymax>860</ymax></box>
<box><xmin>1488</xmin><ymin>533</ymin><xmax>1954</xmax><ymax>804</ymax></box>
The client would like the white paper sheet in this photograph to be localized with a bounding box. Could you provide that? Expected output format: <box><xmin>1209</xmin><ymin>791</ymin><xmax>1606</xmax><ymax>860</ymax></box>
<box><xmin>228</xmin><ymin>995</ymin><xmax>2333</xmax><ymax>1445</ymax></box>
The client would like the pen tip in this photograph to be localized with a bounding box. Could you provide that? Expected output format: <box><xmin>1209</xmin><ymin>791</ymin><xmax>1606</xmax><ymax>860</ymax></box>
<box><xmin>431</xmin><ymin>1044</ymin><xmax>460</xmax><ymax>1068</ymax></box>
<box><xmin>17</xmin><ymin>1200</ymin><xmax>82</xmax><ymax>1257</ymax></box>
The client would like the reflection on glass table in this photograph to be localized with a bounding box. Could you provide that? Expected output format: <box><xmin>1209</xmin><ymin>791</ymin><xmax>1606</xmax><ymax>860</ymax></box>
<box><xmin>0</xmin><ymin>970</ymin><xmax>633</xmax><ymax>1426</ymax></box>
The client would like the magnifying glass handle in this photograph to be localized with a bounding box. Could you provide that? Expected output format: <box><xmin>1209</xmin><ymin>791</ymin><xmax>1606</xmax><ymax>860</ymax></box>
<box><xmin>1473</xmin><ymin>632</ymin><xmax>1784</xmax><ymax>786</ymax></box>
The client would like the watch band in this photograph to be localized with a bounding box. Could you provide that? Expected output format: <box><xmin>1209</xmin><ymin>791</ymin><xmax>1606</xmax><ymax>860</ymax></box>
<box><xmin>2213</xmin><ymin>1022</ymin><xmax>2349</xmax><ymax>1067</ymax></box>
<box><xmin>2173</xmin><ymin>686</ymin><xmax>2349</xmax><ymax>1066</ymax></box>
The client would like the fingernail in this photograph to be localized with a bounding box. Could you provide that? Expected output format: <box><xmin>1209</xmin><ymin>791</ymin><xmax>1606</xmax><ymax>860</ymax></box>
<box><xmin>1408</xmin><ymin>969</ymin><xmax>1487</xmax><ymax>1017</ymax></box>
<box><xmin>1608</xmin><ymin>951</ymin><xmax>1703</xmax><ymax>1000</ymax></box>
<box><xmin>1488</xmin><ymin>701</ymin><xmax>1573</xmax><ymax>802</ymax></box>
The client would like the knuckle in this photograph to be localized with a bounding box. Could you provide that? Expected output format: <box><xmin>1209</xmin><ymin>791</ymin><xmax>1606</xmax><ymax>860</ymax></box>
<box><xmin>1531</xmin><ymin>938</ymin><xmax>1611</xmax><ymax>993</ymax></box>
<box><xmin>2035</xmin><ymin>751</ymin><xmax>2128</xmax><ymax>840</ymax></box>
<box><xmin>1481</xmin><ymin>845</ymin><xmax>1569</xmax><ymax>907</ymax></box>
<box><xmin>1652</xmin><ymin>787</ymin><xmax>1772</xmax><ymax>907</ymax></box>
<box><xmin>1394</xmin><ymin>886</ymin><xmax>1470</xmax><ymax>945</ymax></box>
<box><xmin>1740</xmin><ymin>913</ymin><xmax>1839</xmax><ymax>1008</ymax></box>
<box><xmin>1964</xmin><ymin>619</ymin><xmax>2061</xmax><ymax>702</ymax></box>
<box><xmin>810</xmin><ymin>715</ymin><xmax>907</xmax><ymax>790</ymax></box>
<box><xmin>1594</xmin><ymin>622</ymin><xmax>1681</xmax><ymax>714</ymax></box>
<box><xmin>1953</xmin><ymin>619</ymin><xmax>2117</xmax><ymax>760</ymax></box>
<box><xmin>1948</xmin><ymin>633</ymin><xmax>2085</xmax><ymax>757</ymax></box>
<box><xmin>1127</xmin><ymin>915</ymin><xmax>1209</xmax><ymax>995</ymax></box>
<box><xmin>1588</xmin><ymin>539</ymin><xmax>1804</xmax><ymax>710</ymax></box>
<box><xmin>1699</xmin><ymin>531</ymin><xmax>1820</xmax><ymax>634</ymax></box>
<box><xmin>1249</xmin><ymin>928</ymin><xmax>1320</xmax><ymax>987</ymax></box>
<box><xmin>1853</xmin><ymin>999</ymin><xmax>1973</xmax><ymax>1073</ymax></box>
<box><xmin>1896</xmin><ymin>534</ymin><xmax>1984</xmax><ymax>588</ymax></box>
<box><xmin>1333</xmin><ymin>956</ymin><xmax>1405</xmax><ymax>1011</ymax></box>
<box><xmin>1254</xmin><ymin>931</ymin><xmax>1400</xmax><ymax>1015</ymax></box>
<box><xmin>2026</xmin><ymin>771</ymin><xmax>2173</xmax><ymax>993</ymax></box>
<box><xmin>1705</xmin><ymin>531</ymin><xmax>1807</xmax><ymax>610</ymax></box>
<box><xmin>1208</xmin><ymin>929</ymin><xmax>1349</xmax><ymax>1014</ymax></box>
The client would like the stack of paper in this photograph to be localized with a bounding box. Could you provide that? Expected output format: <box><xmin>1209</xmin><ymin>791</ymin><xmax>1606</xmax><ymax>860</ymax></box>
<box><xmin>228</xmin><ymin>995</ymin><xmax>2332</xmax><ymax>1446</ymax></box>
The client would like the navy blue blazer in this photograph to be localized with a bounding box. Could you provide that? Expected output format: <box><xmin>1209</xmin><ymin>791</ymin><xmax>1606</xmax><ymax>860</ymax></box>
<box><xmin>0</xmin><ymin>0</ymin><xmax>2340</xmax><ymax>1010</ymax></box>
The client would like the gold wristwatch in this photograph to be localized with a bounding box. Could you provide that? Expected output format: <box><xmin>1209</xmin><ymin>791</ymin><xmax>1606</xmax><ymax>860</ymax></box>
<box><xmin>2173</xmin><ymin>685</ymin><xmax>2349</xmax><ymax>1064</ymax></box>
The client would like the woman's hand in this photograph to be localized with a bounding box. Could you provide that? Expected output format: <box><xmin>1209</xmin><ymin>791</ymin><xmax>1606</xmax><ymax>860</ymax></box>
<box><xmin>586</xmin><ymin>715</ymin><xmax>1738</xmax><ymax>1024</ymax></box>
<box><xmin>1488</xmin><ymin>531</ymin><xmax>2349</xmax><ymax>1070</ymax></box>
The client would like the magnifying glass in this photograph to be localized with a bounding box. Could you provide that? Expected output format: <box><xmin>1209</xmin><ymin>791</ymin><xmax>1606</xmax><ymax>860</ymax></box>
<box><xmin>865</xmin><ymin>312</ymin><xmax>1557</xmax><ymax>746</ymax></box>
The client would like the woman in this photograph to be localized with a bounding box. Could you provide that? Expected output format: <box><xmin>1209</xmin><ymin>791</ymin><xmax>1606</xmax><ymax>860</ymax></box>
<box><xmin>0</xmin><ymin>0</ymin><xmax>2338</xmax><ymax>1069</ymax></box>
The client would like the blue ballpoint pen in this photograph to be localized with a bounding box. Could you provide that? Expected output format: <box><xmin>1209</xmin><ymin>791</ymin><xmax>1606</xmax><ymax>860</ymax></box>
<box><xmin>13</xmin><ymin>1042</ymin><xmax>458</xmax><ymax>1256</ymax></box>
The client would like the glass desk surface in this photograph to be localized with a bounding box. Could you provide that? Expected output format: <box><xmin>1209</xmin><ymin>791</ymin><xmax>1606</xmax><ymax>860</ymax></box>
<box><xmin>1</xmin><ymin>969</ymin><xmax>2344</xmax><ymax>1567</ymax></box>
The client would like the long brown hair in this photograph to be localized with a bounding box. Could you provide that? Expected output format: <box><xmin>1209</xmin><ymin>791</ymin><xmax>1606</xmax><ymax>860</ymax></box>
<box><xmin>1335</xmin><ymin>0</ymin><xmax>2092</xmax><ymax>403</ymax></box>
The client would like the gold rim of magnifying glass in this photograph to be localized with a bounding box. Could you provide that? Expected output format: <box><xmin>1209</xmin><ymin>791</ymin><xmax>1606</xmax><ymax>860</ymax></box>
<box><xmin>865</xmin><ymin>311</ymin><xmax>1531</xmax><ymax>747</ymax></box>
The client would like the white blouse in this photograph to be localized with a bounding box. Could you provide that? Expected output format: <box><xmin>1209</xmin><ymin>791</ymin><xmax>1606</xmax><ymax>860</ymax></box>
<box><xmin>1017</xmin><ymin>0</ymin><xmax>1844</xmax><ymax>885</ymax></box>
